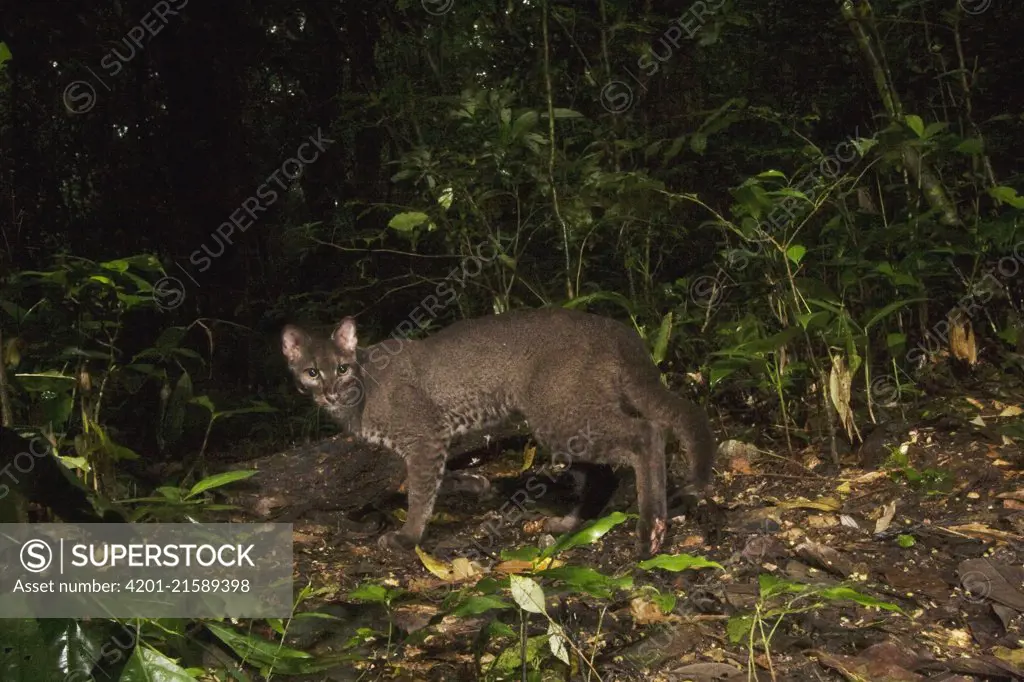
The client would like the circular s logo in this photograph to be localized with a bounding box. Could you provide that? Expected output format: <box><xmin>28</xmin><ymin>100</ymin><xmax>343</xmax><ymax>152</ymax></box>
<box><xmin>63</xmin><ymin>80</ymin><xmax>98</xmax><ymax>114</ymax></box>
<box><xmin>21</xmin><ymin>539</ymin><xmax>53</xmax><ymax>573</ymax></box>
<box><xmin>153</xmin><ymin>276</ymin><xmax>186</xmax><ymax>311</ymax></box>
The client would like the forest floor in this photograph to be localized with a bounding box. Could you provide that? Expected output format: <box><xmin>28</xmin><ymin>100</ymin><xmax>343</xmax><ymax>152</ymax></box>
<box><xmin>226</xmin><ymin>389</ymin><xmax>1024</xmax><ymax>682</ymax></box>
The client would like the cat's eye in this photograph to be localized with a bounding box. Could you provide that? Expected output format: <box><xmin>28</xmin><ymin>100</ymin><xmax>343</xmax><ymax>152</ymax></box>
<box><xmin>305</xmin><ymin>368</ymin><xmax>319</xmax><ymax>379</ymax></box>
<box><xmin>337</xmin><ymin>364</ymin><xmax>350</xmax><ymax>375</ymax></box>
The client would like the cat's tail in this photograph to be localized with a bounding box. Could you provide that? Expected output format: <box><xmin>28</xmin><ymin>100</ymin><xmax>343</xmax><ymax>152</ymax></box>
<box><xmin>624</xmin><ymin>378</ymin><xmax>717</xmax><ymax>493</ymax></box>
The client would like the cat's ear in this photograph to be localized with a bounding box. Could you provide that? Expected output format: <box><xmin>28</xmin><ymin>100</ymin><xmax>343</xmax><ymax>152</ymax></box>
<box><xmin>332</xmin><ymin>317</ymin><xmax>358</xmax><ymax>354</ymax></box>
<box><xmin>281</xmin><ymin>325</ymin><xmax>308</xmax><ymax>363</ymax></box>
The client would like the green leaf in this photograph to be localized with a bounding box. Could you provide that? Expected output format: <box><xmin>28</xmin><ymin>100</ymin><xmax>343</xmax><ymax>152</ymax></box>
<box><xmin>118</xmin><ymin>646</ymin><xmax>198</xmax><ymax>681</ymax></box>
<box><xmin>989</xmin><ymin>186</ymin><xmax>1024</xmax><ymax>209</ymax></box>
<box><xmin>726</xmin><ymin>615</ymin><xmax>755</xmax><ymax>644</ymax></box>
<box><xmin>388</xmin><ymin>211</ymin><xmax>430</xmax><ymax>232</ymax></box>
<box><xmin>509</xmin><ymin>574</ymin><xmax>546</xmax><ymax>614</ymax></box>
<box><xmin>511</xmin><ymin>110</ymin><xmax>539</xmax><ymax>139</ymax></box>
<box><xmin>534</xmin><ymin>566</ymin><xmax>633</xmax><ymax>599</ymax></box>
<box><xmin>775</xmin><ymin>188</ymin><xmax>810</xmax><ymax>202</ymax></box>
<box><xmin>185</xmin><ymin>469</ymin><xmax>258</xmax><ymax>499</ymax></box>
<box><xmin>651</xmin><ymin>311</ymin><xmax>674</xmax><ymax>365</ymax></box>
<box><xmin>863</xmin><ymin>298</ymin><xmax>927</xmax><ymax>331</ymax></box>
<box><xmin>205</xmin><ymin>623</ymin><xmax>357</xmax><ymax>674</ymax></box>
<box><xmin>637</xmin><ymin>553</ymin><xmax>724</xmax><ymax>573</ymax></box>
<box><xmin>0</xmin><ymin>42</ymin><xmax>12</xmax><ymax>67</ymax></box>
<box><xmin>449</xmin><ymin>595</ymin><xmax>513</xmax><ymax>617</ymax></box>
<box><xmin>539</xmin><ymin>511</ymin><xmax>631</xmax><ymax>559</ymax></box>
<box><xmin>548</xmin><ymin>108</ymin><xmax>583</xmax><ymax>119</ymax></box>
<box><xmin>922</xmin><ymin>121</ymin><xmax>948</xmax><ymax>139</ymax></box>
<box><xmin>954</xmin><ymin>138</ymin><xmax>984</xmax><ymax>154</ymax></box>
<box><xmin>349</xmin><ymin>583</ymin><xmax>403</xmax><ymax>605</ymax></box>
<box><xmin>796</xmin><ymin>311</ymin><xmax>831</xmax><ymax>332</ymax></box>
<box><xmin>886</xmin><ymin>332</ymin><xmax>907</xmax><ymax>349</ymax></box>
<box><xmin>501</xmin><ymin>545</ymin><xmax>541</xmax><ymax>562</ymax></box>
<box><xmin>897</xmin><ymin>534</ymin><xmax>915</xmax><ymax>548</ymax></box>
<box><xmin>663</xmin><ymin>136</ymin><xmax>686</xmax><ymax>163</ymax></box>
<box><xmin>690</xmin><ymin>131</ymin><xmax>707</xmax><ymax>154</ymax></box>
<box><xmin>562</xmin><ymin>291</ymin><xmax>636</xmax><ymax>316</ymax></box>
<box><xmin>785</xmin><ymin>244</ymin><xmax>807</xmax><ymax>265</ymax></box>
<box><xmin>159</xmin><ymin>371</ymin><xmax>193</xmax><ymax>452</ymax></box>
<box><xmin>904</xmin><ymin>115</ymin><xmax>925</xmax><ymax>138</ymax></box>
<box><xmin>758</xmin><ymin>574</ymin><xmax>809</xmax><ymax>598</ymax></box>
<box><xmin>189</xmin><ymin>395</ymin><xmax>216</xmax><ymax>413</ymax></box>
<box><xmin>651</xmin><ymin>590</ymin><xmax>676</xmax><ymax>613</ymax></box>
<box><xmin>99</xmin><ymin>259</ymin><xmax>130</xmax><ymax>273</ymax></box>
<box><xmin>438</xmin><ymin>186</ymin><xmax>454</xmax><ymax>210</ymax></box>
<box><xmin>819</xmin><ymin>586</ymin><xmax>902</xmax><ymax>612</ymax></box>
<box><xmin>756</xmin><ymin>169</ymin><xmax>787</xmax><ymax>181</ymax></box>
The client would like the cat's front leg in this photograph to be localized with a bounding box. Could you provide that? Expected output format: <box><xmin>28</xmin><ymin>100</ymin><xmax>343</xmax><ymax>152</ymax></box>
<box><xmin>378</xmin><ymin>439</ymin><xmax>448</xmax><ymax>552</ymax></box>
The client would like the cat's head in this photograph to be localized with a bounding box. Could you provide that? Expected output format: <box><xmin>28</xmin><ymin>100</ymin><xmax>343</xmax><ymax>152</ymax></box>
<box><xmin>281</xmin><ymin>318</ymin><xmax>365</xmax><ymax>421</ymax></box>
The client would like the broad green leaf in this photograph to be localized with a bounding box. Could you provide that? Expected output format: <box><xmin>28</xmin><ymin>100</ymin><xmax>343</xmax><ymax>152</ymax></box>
<box><xmin>796</xmin><ymin>311</ymin><xmax>830</xmax><ymax>332</ymax></box>
<box><xmin>989</xmin><ymin>186</ymin><xmax>1024</xmax><ymax>209</ymax></box>
<box><xmin>535</xmin><ymin>566</ymin><xmax>633</xmax><ymax>599</ymax></box>
<box><xmin>205</xmin><ymin>623</ymin><xmax>358</xmax><ymax>674</ymax></box>
<box><xmin>886</xmin><ymin>332</ymin><xmax>907</xmax><ymax>349</ymax></box>
<box><xmin>651</xmin><ymin>311</ymin><xmax>673</xmax><ymax>365</ymax></box>
<box><xmin>758</xmin><ymin>574</ymin><xmax>809</xmax><ymax>598</ymax></box>
<box><xmin>735</xmin><ymin>326</ymin><xmax>801</xmax><ymax>354</ymax></box>
<box><xmin>775</xmin><ymin>188</ymin><xmax>810</xmax><ymax>202</ymax></box>
<box><xmin>501</xmin><ymin>545</ymin><xmax>541</xmax><ymax>562</ymax></box>
<box><xmin>820</xmin><ymin>586</ymin><xmax>902</xmax><ymax>612</ymax></box>
<box><xmin>786</xmin><ymin>244</ymin><xmax>806</xmax><ymax>265</ymax></box>
<box><xmin>344</xmin><ymin>581</ymin><xmax>391</xmax><ymax>602</ymax></box>
<box><xmin>905</xmin><ymin>115</ymin><xmax>925</xmax><ymax>138</ymax></box>
<box><xmin>189</xmin><ymin>395</ymin><xmax>216</xmax><ymax>413</ymax></box>
<box><xmin>0</xmin><ymin>42</ymin><xmax>11</xmax><ymax>67</ymax></box>
<box><xmin>159</xmin><ymin>371</ymin><xmax>193</xmax><ymax>451</ymax></box>
<box><xmin>863</xmin><ymin>298</ymin><xmax>927</xmax><ymax>331</ymax></box>
<box><xmin>726</xmin><ymin>614</ymin><xmax>756</xmax><ymax>644</ymax></box>
<box><xmin>511</xmin><ymin>110</ymin><xmax>539</xmax><ymax>139</ymax></box>
<box><xmin>540</xmin><ymin>511</ymin><xmax>630</xmax><ymax>559</ymax></box>
<box><xmin>100</xmin><ymin>259</ymin><xmax>130</xmax><ymax>273</ymax></box>
<box><xmin>185</xmin><ymin>469</ymin><xmax>258</xmax><ymax>499</ymax></box>
<box><xmin>509</xmin><ymin>574</ymin><xmax>546</xmax><ymax>614</ymax></box>
<box><xmin>638</xmin><ymin>553</ymin><xmax>724</xmax><ymax>572</ymax></box>
<box><xmin>388</xmin><ymin>211</ymin><xmax>430</xmax><ymax>232</ymax></box>
<box><xmin>548</xmin><ymin>108</ymin><xmax>583</xmax><ymax>119</ymax></box>
<box><xmin>923</xmin><ymin>121</ymin><xmax>948</xmax><ymax>139</ymax></box>
<box><xmin>450</xmin><ymin>595</ymin><xmax>513</xmax><ymax>617</ymax></box>
<box><xmin>954</xmin><ymin>138</ymin><xmax>984</xmax><ymax>154</ymax></box>
<box><xmin>118</xmin><ymin>646</ymin><xmax>197</xmax><ymax>681</ymax></box>
<box><xmin>663</xmin><ymin>136</ymin><xmax>686</xmax><ymax>163</ymax></box>
<box><xmin>756</xmin><ymin>169</ymin><xmax>787</xmax><ymax>181</ymax></box>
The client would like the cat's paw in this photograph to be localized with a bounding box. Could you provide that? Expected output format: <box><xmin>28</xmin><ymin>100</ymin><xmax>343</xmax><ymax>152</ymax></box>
<box><xmin>377</xmin><ymin>530</ymin><xmax>416</xmax><ymax>552</ymax></box>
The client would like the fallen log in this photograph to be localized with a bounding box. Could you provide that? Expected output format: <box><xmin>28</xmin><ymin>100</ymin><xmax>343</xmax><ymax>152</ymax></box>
<box><xmin>220</xmin><ymin>421</ymin><xmax>532</xmax><ymax>525</ymax></box>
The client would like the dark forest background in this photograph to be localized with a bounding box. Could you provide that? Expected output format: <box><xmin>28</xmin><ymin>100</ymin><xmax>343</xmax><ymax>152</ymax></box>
<box><xmin>1</xmin><ymin>0</ymin><xmax>1023</xmax><ymax>678</ymax></box>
